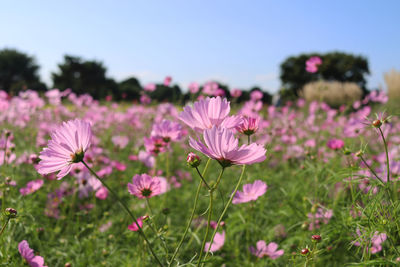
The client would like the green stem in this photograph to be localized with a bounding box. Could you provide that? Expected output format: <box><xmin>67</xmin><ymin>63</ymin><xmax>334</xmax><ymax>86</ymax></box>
<box><xmin>378</xmin><ymin>127</ymin><xmax>390</xmax><ymax>184</ymax></box>
<box><xmin>197</xmin><ymin>190</ymin><xmax>213</xmax><ymax>267</ymax></box>
<box><xmin>202</xmin><ymin>165</ymin><xmax>246</xmax><ymax>265</ymax></box>
<box><xmin>195</xmin><ymin>167</ymin><xmax>211</xmax><ymax>190</ymax></box>
<box><xmin>247</xmin><ymin>135</ymin><xmax>251</xmax><ymax>145</ymax></box>
<box><xmin>81</xmin><ymin>160</ymin><xmax>164</xmax><ymax>267</ymax></box>
<box><xmin>168</xmin><ymin>158</ymin><xmax>211</xmax><ymax>266</ymax></box>
<box><xmin>0</xmin><ymin>218</ymin><xmax>10</xmax><ymax>237</ymax></box>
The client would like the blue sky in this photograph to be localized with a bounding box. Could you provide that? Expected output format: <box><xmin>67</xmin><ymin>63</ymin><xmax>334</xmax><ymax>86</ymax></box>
<box><xmin>1</xmin><ymin>1</ymin><xmax>399</xmax><ymax>93</ymax></box>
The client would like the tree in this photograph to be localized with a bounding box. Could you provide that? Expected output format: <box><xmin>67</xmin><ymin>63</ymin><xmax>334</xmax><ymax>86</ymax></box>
<box><xmin>118</xmin><ymin>77</ymin><xmax>142</xmax><ymax>101</ymax></box>
<box><xmin>52</xmin><ymin>55</ymin><xmax>117</xmax><ymax>99</ymax></box>
<box><xmin>0</xmin><ymin>48</ymin><xmax>46</xmax><ymax>94</ymax></box>
<box><xmin>280</xmin><ymin>52</ymin><xmax>370</xmax><ymax>97</ymax></box>
<box><xmin>149</xmin><ymin>84</ymin><xmax>182</xmax><ymax>102</ymax></box>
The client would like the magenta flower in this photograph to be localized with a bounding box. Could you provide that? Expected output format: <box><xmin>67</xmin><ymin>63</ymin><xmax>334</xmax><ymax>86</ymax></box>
<box><xmin>232</xmin><ymin>180</ymin><xmax>267</xmax><ymax>204</ymax></box>
<box><xmin>204</xmin><ymin>231</ymin><xmax>225</xmax><ymax>252</ymax></box>
<box><xmin>37</xmin><ymin>119</ymin><xmax>92</xmax><ymax>179</ymax></box>
<box><xmin>327</xmin><ymin>138</ymin><xmax>345</xmax><ymax>150</ymax></box>
<box><xmin>250</xmin><ymin>240</ymin><xmax>284</xmax><ymax>259</ymax></box>
<box><xmin>353</xmin><ymin>228</ymin><xmax>387</xmax><ymax>254</ymax></box>
<box><xmin>18</xmin><ymin>240</ymin><xmax>47</xmax><ymax>267</ymax></box>
<box><xmin>95</xmin><ymin>186</ymin><xmax>108</xmax><ymax>200</ymax></box>
<box><xmin>151</xmin><ymin>119</ymin><xmax>182</xmax><ymax>142</ymax></box>
<box><xmin>306</xmin><ymin>56</ymin><xmax>322</xmax><ymax>73</ymax></box>
<box><xmin>179</xmin><ymin>96</ymin><xmax>241</xmax><ymax>132</ymax></box>
<box><xmin>189</xmin><ymin>126</ymin><xmax>266</xmax><ymax>167</ymax></box>
<box><xmin>236</xmin><ymin>116</ymin><xmax>260</xmax><ymax>136</ymax></box>
<box><xmin>250</xmin><ymin>90</ymin><xmax>263</xmax><ymax>101</ymax></box>
<box><xmin>128</xmin><ymin>216</ymin><xmax>145</xmax><ymax>232</ymax></box>
<box><xmin>128</xmin><ymin>174</ymin><xmax>162</xmax><ymax>199</ymax></box>
<box><xmin>164</xmin><ymin>76</ymin><xmax>172</xmax><ymax>86</ymax></box>
<box><xmin>19</xmin><ymin>179</ymin><xmax>44</xmax><ymax>196</ymax></box>
<box><xmin>230</xmin><ymin>89</ymin><xmax>242</xmax><ymax>98</ymax></box>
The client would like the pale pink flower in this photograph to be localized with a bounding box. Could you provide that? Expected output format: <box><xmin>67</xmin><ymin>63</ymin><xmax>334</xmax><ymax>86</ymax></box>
<box><xmin>19</xmin><ymin>179</ymin><xmax>44</xmax><ymax>196</ymax></box>
<box><xmin>189</xmin><ymin>82</ymin><xmax>199</xmax><ymax>94</ymax></box>
<box><xmin>353</xmin><ymin>228</ymin><xmax>387</xmax><ymax>254</ymax></box>
<box><xmin>138</xmin><ymin>150</ymin><xmax>155</xmax><ymax>168</ymax></box>
<box><xmin>37</xmin><ymin>119</ymin><xmax>92</xmax><ymax>179</ymax></box>
<box><xmin>230</xmin><ymin>89</ymin><xmax>242</xmax><ymax>98</ymax></box>
<box><xmin>250</xmin><ymin>240</ymin><xmax>284</xmax><ymax>259</ymax></box>
<box><xmin>128</xmin><ymin>216</ymin><xmax>144</xmax><ymax>232</ymax></box>
<box><xmin>128</xmin><ymin>174</ymin><xmax>162</xmax><ymax>199</ymax></box>
<box><xmin>164</xmin><ymin>76</ymin><xmax>172</xmax><ymax>86</ymax></box>
<box><xmin>236</xmin><ymin>116</ymin><xmax>260</xmax><ymax>136</ymax></box>
<box><xmin>111</xmin><ymin>135</ymin><xmax>129</xmax><ymax>149</ymax></box>
<box><xmin>95</xmin><ymin>186</ymin><xmax>108</xmax><ymax>200</ymax></box>
<box><xmin>140</xmin><ymin>94</ymin><xmax>151</xmax><ymax>104</ymax></box>
<box><xmin>250</xmin><ymin>90</ymin><xmax>263</xmax><ymax>101</ymax></box>
<box><xmin>233</xmin><ymin>180</ymin><xmax>267</xmax><ymax>204</ymax></box>
<box><xmin>151</xmin><ymin>119</ymin><xmax>182</xmax><ymax>142</ymax></box>
<box><xmin>204</xmin><ymin>231</ymin><xmax>225</xmax><ymax>252</ymax></box>
<box><xmin>144</xmin><ymin>83</ymin><xmax>156</xmax><ymax>92</ymax></box>
<box><xmin>189</xmin><ymin>126</ymin><xmax>266</xmax><ymax>167</ymax></box>
<box><xmin>179</xmin><ymin>96</ymin><xmax>241</xmax><ymax>132</ymax></box>
<box><xmin>99</xmin><ymin>221</ymin><xmax>112</xmax><ymax>232</ymax></box>
<box><xmin>18</xmin><ymin>240</ymin><xmax>47</xmax><ymax>267</ymax></box>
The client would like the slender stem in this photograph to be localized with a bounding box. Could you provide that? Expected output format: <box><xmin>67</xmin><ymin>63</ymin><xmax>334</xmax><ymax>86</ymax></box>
<box><xmin>212</xmin><ymin>168</ymin><xmax>225</xmax><ymax>192</ymax></box>
<box><xmin>195</xmin><ymin>167</ymin><xmax>211</xmax><ymax>190</ymax></box>
<box><xmin>247</xmin><ymin>135</ymin><xmax>251</xmax><ymax>145</ymax></box>
<box><xmin>359</xmin><ymin>156</ymin><xmax>385</xmax><ymax>186</ymax></box>
<box><xmin>146</xmin><ymin>198</ymin><xmax>154</xmax><ymax>215</ymax></box>
<box><xmin>378</xmin><ymin>127</ymin><xmax>390</xmax><ymax>184</ymax></box>
<box><xmin>197</xmin><ymin>190</ymin><xmax>213</xmax><ymax>267</ymax></box>
<box><xmin>0</xmin><ymin>218</ymin><xmax>10</xmax><ymax>236</ymax></box>
<box><xmin>168</xmin><ymin>158</ymin><xmax>211</xmax><ymax>266</ymax></box>
<box><xmin>202</xmin><ymin>165</ymin><xmax>246</xmax><ymax>264</ymax></box>
<box><xmin>166</xmin><ymin>151</ymin><xmax>170</xmax><ymax>179</ymax></box>
<box><xmin>3</xmin><ymin>134</ymin><xmax>8</xmax><ymax>166</ymax></box>
<box><xmin>81</xmin><ymin>160</ymin><xmax>164</xmax><ymax>267</ymax></box>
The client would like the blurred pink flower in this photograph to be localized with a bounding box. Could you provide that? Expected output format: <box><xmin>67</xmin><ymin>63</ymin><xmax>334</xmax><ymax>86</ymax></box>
<box><xmin>128</xmin><ymin>174</ymin><xmax>162</xmax><ymax>199</ymax></box>
<box><xmin>128</xmin><ymin>216</ymin><xmax>144</xmax><ymax>232</ymax></box>
<box><xmin>188</xmin><ymin>82</ymin><xmax>199</xmax><ymax>94</ymax></box>
<box><xmin>189</xmin><ymin>126</ymin><xmax>266</xmax><ymax>167</ymax></box>
<box><xmin>327</xmin><ymin>138</ymin><xmax>344</xmax><ymax>150</ymax></box>
<box><xmin>230</xmin><ymin>89</ymin><xmax>242</xmax><ymax>98</ymax></box>
<box><xmin>164</xmin><ymin>76</ymin><xmax>172</xmax><ymax>86</ymax></box>
<box><xmin>353</xmin><ymin>228</ymin><xmax>386</xmax><ymax>254</ymax></box>
<box><xmin>111</xmin><ymin>135</ymin><xmax>129</xmax><ymax>149</ymax></box>
<box><xmin>19</xmin><ymin>179</ymin><xmax>44</xmax><ymax>196</ymax></box>
<box><xmin>95</xmin><ymin>186</ymin><xmax>108</xmax><ymax>200</ymax></box>
<box><xmin>233</xmin><ymin>180</ymin><xmax>267</xmax><ymax>204</ymax></box>
<box><xmin>140</xmin><ymin>94</ymin><xmax>151</xmax><ymax>104</ymax></box>
<box><xmin>204</xmin><ymin>231</ymin><xmax>225</xmax><ymax>252</ymax></box>
<box><xmin>138</xmin><ymin>150</ymin><xmax>155</xmax><ymax>168</ymax></box>
<box><xmin>179</xmin><ymin>96</ymin><xmax>241</xmax><ymax>132</ymax></box>
<box><xmin>37</xmin><ymin>119</ymin><xmax>92</xmax><ymax>179</ymax></box>
<box><xmin>144</xmin><ymin>83</ymin><xmax>156</xmax><ymax>92</ymax></box>
<box><xmin>250</xmin><ymin>90</ymin><xmax>263</xmax><ymax>101</ymax></box>
<box><xmin>18</xmin><ymin>240</ymin><xmax>47</xmax><ymax>267</ymax></box>
<box><xmin>250</xmin><ymin>240</ymin><xmax>284</xmax><ymax>259</ymax></box>
<box><xmin>306</xmin><ymin>56</ymin><xmax>322</xmax><ymax>73</ymax></box>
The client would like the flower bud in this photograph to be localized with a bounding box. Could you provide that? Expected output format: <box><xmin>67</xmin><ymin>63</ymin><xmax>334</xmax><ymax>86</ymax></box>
<box><xmin>372</xmin><ymin>119</ymin><xmax>382</xmax><ymax>128</ymax></box>
<box><xmin>5</xmin><ymin>208</ymin><xmax>17</xmax><ymax>218</ymax></box>
<box><xmin>311</xmin><ymin>234</ymin><xmax>321</xmax><ymax>242</ymax></box>
<box><xmin>355</xmin><ymin>150</ymin><xmax>363</xmax><ymax>157</ymax></box>
<box><xmin>301</xmin><ymin>248</ymin><xmax>310</xmax><ymax>255</ymax></box>
<box><xmin>187</xmin><ymin>152</ymin><xmax>201</xmax><ymax>168</ymax></box>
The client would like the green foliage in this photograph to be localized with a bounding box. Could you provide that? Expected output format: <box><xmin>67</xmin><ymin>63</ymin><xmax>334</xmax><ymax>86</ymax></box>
<box><xmin>0</xmin><ymin>48</ymin><xmax>46</xmax><ymax>94</ymax></box>
<box><xmin>280</xmin><ymin>52</ymin><xmax>370</xmax><ymax>98</ymax></box>
<box><xmin>118</xmin><ymin>77</ymin><xmax>142</xmax><ymax>101</ymax></box>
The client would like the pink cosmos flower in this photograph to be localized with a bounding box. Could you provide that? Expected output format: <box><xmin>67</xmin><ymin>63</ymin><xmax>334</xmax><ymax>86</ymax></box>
<box><xmin>250</xmin><ymin>90</ymin><xmax>263</xmax><ymax>101</ymax></box>
<box><xmin>204</xmin><ymin>231</ymin><xmax>225</xmax><ymax>252</ymax></box>
<box><xmin>128</xmin><ymin>216</ymin><xmax>145</xmax><ymax>232</ymax></box>
<box><xmin>140</xmin><ymin>94</ymin><xmax>151</xmax><ymax>104</ymax></box>
<box><xmin>128</xmin><ymin>174</ymin><xmax>162</xmax><ymax>199</ymax></box>
<box><xmin>18</xmin><ymin>240</ymin><xmax>47</xmax><ymax>267</ymax></box>
<box><xmin>19</xmin><ymin>179</ymin><xmax>44</xmax><ymax>196</ymax></box>
<box><xmin>232</xmin><ymin>180</ymin><xmax>267</xmax><ymax>204</ymax></box>
<box><xmin>327</xmin><ymin>138</ymin><xmax>345</xmax><ymax>150</ymax></box>
<box><xmin>151</xmin><ymin>119</ymin><xmax>182</xmax><ymax>142</ymax></box>
<box><xmin>95</xmin><ymin>186</ymin><xmax>108</xmax><ymax>200</ymax></box>
<box><xmin>250</xmin><ymin>240</ymin><xmax>284</xmax><ymax>259</ymax></box>
<box><xmin>164</xmin><ymin>76</ymin><xmax>172</xmax><ymax>86</ymax></box>
<box><xmin>306</xmin><ymin>56</ymin><xmax>322</xmax><ymax>73</ymax></box>
<box><xmin>230</xmin><ymin>89</ymin><xmax>242</xmax><ymax>98</ymax></box>
<box><xmin>236</xmin><ymin>116</ymin><xmax>260</xmax><ymax>136</ymax></box>
<box><xmin>138</xmin><ymin>150</ymin><xmax>155</xmax><ymax>168</ymax></box>
<box><xmin>37</xmin><ymin>119</ymin><xmax>92</xmax><ymax>179</ymax></box>
<box><xmin>189</xmin><ymin>126</ymin><xmax>266</xmax><ymax>167</ymax></box>
<box><xmin>111</xmin><ymin>135</ymin><xmax>129</xmax><ymax>149</ymax></box>
<box><xmin>308</xmin><ymin>208</ymin><xmax>333</xmax><ymax>230</ymax></box>
<box><xmin>179</xmin><ymin>96</ymin><xmax>242</xmax><ymax>132</ymax></box>
<box><xmin>144</xmin><ymin>83</ymin><xmax>156</xmax><ymax>92</ymax></box>
<box><xmin>353</xmin><ymin>229</ymin><xmax>386</xmax><ymax>254</ymax></box>
<box><xmin>188</xmin><ymin>82</ymin><xmax>199</xmax><ymax>94</ymax></box>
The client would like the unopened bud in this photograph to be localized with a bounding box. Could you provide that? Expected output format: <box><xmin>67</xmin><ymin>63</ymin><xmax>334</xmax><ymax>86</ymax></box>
<box><xmin>311</xmin><ymin>235</ymin><xmax>321</xmax><ymax>242</ymax></box>
<box><xmin>355</xmin><ymin>150</ymin><xmax>363</xmax><ymax>157</ymax></box>
<box><xmin>187</xmin><ymin>152</ymin><xmax>201</xmax><ymax>168</ymax></box>
<box><xmin>372</xmin><ymin>119</ymin><xmax>382</xmax><ymax>128</ymax></box>
<box><xmin>5</xmin><ymin>208</ymin><xmax>17</xmax><ymax>218</ymax></box>
<box><xmin>301</xmin><ymin>248</ymin><xmax>310</xmax><ymax>255</ymax></box>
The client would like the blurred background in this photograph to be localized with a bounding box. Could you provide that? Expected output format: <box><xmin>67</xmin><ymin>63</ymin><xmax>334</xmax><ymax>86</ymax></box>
<box><xmin>1</xmin><ymin>0</ymin><xmax>400</xmax><ymax>104</ymax></box>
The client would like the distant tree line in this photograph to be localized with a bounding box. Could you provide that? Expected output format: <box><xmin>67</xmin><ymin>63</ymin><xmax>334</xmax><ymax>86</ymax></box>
<box><xmin>0</xmin><ymin>48</ymin><xmax>370</xmax><ymax>104</ymax></box>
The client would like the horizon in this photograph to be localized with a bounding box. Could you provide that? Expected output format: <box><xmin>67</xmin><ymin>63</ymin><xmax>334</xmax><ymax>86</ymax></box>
<box><xmin>1</xmin><ymin>1</ymin><xmax>399</xmax><ymax>93</ymax></box>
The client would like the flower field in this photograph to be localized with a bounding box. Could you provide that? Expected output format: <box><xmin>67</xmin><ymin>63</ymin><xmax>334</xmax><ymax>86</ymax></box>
<box><xmin>1</xmin><ymin>88</ymin><xmax>400</xmax><ymax>266</ymax></box>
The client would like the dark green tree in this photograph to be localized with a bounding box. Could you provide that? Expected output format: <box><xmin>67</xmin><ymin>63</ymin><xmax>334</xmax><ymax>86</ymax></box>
<box><xmin>52</xmin><ymin>55</ymin><xmax>117</xmax><ymax>99</ymax></box>
<box><xmin>118</xmin><ymin>77</ymin><xmax>142</xmax><ymax>101</ymax></box>
<box><xmin>0</xmin><ymin>48</ymin><xmax>46</xmax><ymax>94</ymax></box>
<box><xmin>280</xmin><ymin>51</ymin><xmax>370</xmax><ymax>97</ymax></box>
<box><xmin>149</xmin><ymin>84</ymin><xmax>182</xmax><ymax>102</ymax></box>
